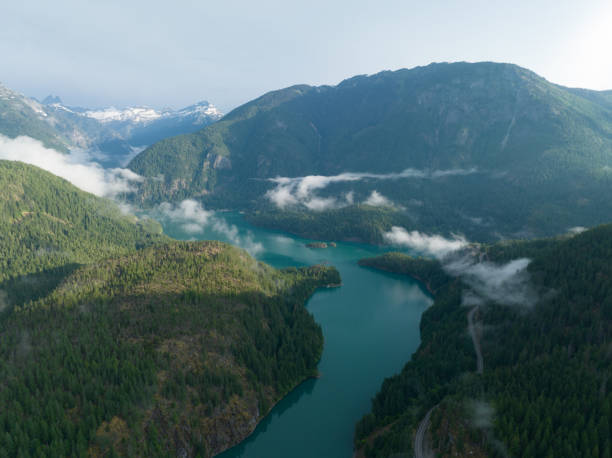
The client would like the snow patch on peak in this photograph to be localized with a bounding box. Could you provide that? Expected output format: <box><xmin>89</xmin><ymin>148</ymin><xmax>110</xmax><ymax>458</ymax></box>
<box><xmin>0</xmin><ymin>83</ymin><xmax>13</xmax><ymax>99</ymax></box>
<box><xmin>0</xmin><ymin>84</ymin><xmax>47</xmax><ymax>117</ymax></box>
<box><xmin>84</xmin><ymin>106</ymin><xmax>162</xmax><ymax>123</ymax></box>
<box><xmin>176</xmin><ymin>101</ymin><xmax>223</xmax><ymax>120</ymax></box>
<box><xmin>82</xmin><ymin>102</ymin><xmax>222</xmax><ymax>124</ymax></box>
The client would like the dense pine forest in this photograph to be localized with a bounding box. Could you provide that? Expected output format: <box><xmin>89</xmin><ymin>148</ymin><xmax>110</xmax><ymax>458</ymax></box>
<box><xmin>247</xmin><ymin>206</ymin><xmax>408</xmax><ymax>245</ymax></box>
<box><xmin>0</xmin><ymin>241</ymin><xmax>339</xmax><ymax>457</ymax></box>
<box><xmin>0</xmin><ymin>161</ymin><xmax>340</xmax><ymax>457</ymax></box>
<box><xmin>4</xmin><ymin>60</ymin><xmax>612</xmax><ymax>457</ymax></box>
<box><xmin>355</xmin><ymin>225</ymin><xmax>612</xmax><ymax>457</ymax></box>
<box><xmin>0</xmin><ymin>160</ymin><xmax>167</xmax><ymax>309</ymax></box>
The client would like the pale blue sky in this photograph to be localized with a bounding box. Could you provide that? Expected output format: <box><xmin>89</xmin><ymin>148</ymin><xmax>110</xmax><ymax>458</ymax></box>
<box><xmin>2</xmin><ymin>0</ymin><xmax>611</xmax><ymax>111</ymax></box>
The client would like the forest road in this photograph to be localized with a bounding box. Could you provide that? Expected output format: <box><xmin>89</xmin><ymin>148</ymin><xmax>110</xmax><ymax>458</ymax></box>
<box><xmin>414</xmin><ymin>406</ymin><xmax>436</xmax><ymax>458</ymax></box>
<box><xmin>414</xmin><ymin>303</ymin><xmax>483</xmax><ymax>457</ymax></box>
<box><xmin>468</xmin><ymin>305</ymin><xmax>483</xmax><ymax>374</ymax></box>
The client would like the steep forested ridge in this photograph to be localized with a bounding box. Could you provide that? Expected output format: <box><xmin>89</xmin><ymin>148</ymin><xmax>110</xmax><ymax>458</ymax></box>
<box><xmin>0</xmin><ymin>241</ymin><xmax>340</xmax><ymax>457</ymax></box>
<box><xmin>355</xmin><ymin>226</ymin><xmax>612</xmax><ymax>457</ymax></box>
<box><xmin>0</xmin><ymin>160</ymin><xmax>167</xmax><ymax>307</ymax></box>
<box><xmin>0</xmin><ymin>160</ymin><xmax>341</xmax><ymax>457</ymax></box>
<box><xmin>130</xmin><ymin>62</ymin><xmax>612</xmax><ymax>241</ymax></box>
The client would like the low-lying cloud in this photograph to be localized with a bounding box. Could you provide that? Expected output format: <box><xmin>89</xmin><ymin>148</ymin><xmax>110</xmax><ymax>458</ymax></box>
<box><xmin>568</xmin><ymin>226</ymin><xmax>587</xmax><ymax>235</ymax></box>
<box><xmin>385</xmin><ymin>225</ymin><xmax>536</xmax><ymax>307</ymax></box>
<box><xmin>0</xmin><ymin>135</ymin><xmax>143</xmax><ymax>198</ymax></box>
<box><xmin>266</xmin><ymin>167</ymin><xmax>477</xmax><ymax>210</ymax></box>
<box><xmin>158</xmin><ymin>200</ymin><xmax>212</xmax><ymax>232</ymax></box>
<box><xmin>469</xmin><ymin>400</ymin><xmax>495</xmax><ymax>429</ymax></box>
<box><xmin>364</xmin><ymin>190</ymin><xmax>392</xmax><ymax>207</ymax></box>
<box><xmin>445</xmin><ymin>256</ymin><xmax>536</xmax><ymax>307</ymax></box>
<box><xmin>156</xmin><ymin>199</ymin><xmax>263</xmax><ymax>255</ymax></box>
<box><xmin>383</xmin><ymin>226</ymin><xmax>468</xmax><ymax>258</ymax></box>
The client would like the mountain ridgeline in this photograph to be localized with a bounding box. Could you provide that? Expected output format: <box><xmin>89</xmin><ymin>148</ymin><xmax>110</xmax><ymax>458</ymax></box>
<box><xmin>0</xmin><ymin>160</ymin><xmax>340</xmax><ymax>457</ymax></box>
<box><xmin>355</xmin><ymin>225</ymin><xmax>612</xmax><ymax>457</ymax></box>
<box><xmin>0</xmin><ymin>85</ymin><xmax>72</xmax><ymax>153</ymax></box>
<box><xmin>0</xmin><ymin>160</ymin><xmax>167</xmax><ymax>308</ymax></box>
<box><xmin>0</xmin><ymin>83</ymin><xmax>222</xmax><ymax>166</ymax></box>
<box><xmin>0</xmin><ymin>241</ymin><xmax>339</xmax><ymax>457</ymax></box>
<box><xmin>129</xmin><ymin>62</ymin><xmax>612</xmax><ymax>241</ymax></box>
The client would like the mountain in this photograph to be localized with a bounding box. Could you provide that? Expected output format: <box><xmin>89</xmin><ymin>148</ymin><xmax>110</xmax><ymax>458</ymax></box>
<box><xmin>128</xmin><ymin>62</ymin><xmax>612</xmax><ymax>242</ymax></box>
<box><xmin>43</xmin><ymin>99</ymin><xmax>223</xmax><ymax>166</ymax></box>
<box><xmin>0</xmin><ymin>159</ymin><xmax>340</xmax><ymax>456</ymax></box>
<box><xmin>355</xmin><ymin>225</ymin><xmax>612</xmax><ymax>456</ymax></box>
<box><xmin>0</xmin><ymin>82</ymin><xmax>222</xmax><ymax>166</ymax></box>
<box><xmin>0</xmin><ymin>83</ymin><xmax>73</xmax><ymax>152</ymax></box>
<box><xmin>0</xmin><ymin>241</ymin><xmax>339</xmax><ymax>457</ymax></box>
<box><xmin>0</xmin><ymin>160</ymin><xmax>167</xmax><ymax>307</ymax></box>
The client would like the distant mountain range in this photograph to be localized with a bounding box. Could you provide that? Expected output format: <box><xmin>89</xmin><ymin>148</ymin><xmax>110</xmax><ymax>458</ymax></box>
<box><xmin>128</xmin><ymin>62</ymin><xmax>612</xmax><ymax>241</ymax></box>
<box><xmin>0</xmin><ymin>82</ymin><xmax>222</xmax><ymax>166</ymax></box>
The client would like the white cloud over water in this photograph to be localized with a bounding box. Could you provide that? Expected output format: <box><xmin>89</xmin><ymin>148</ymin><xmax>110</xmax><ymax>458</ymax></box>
<box><xmin>383</xmin><ymin>226</ymin><xmax>468</xmax><ymax>258</ymax></box>
<box><xmin>265</xmin><ymin>167</ymin><xmax>477</xmax><ymax>210</ymax></box>
<box><xmin>156</xmin><ymin>199</ymin><xmax>263</xmax><ymax>255</ymax></box>
<box><xmin>384</xmin><ymin>225</ymin><xmax>536</xmax><ymax>307</ymax></box>
<box><xmin>0</xmin><ymin>134</ymin><xmax>143</xmax><ymax>198</ymax></box>
<box><xmin>158</xmin><ymin>199</ymin><xmax>212</xmax><ymax>228</ymax></box>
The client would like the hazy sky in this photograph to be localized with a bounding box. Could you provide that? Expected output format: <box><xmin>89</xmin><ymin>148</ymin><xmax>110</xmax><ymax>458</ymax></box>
<box><xmin>2</xmin><ymin>0</ymin><xmax>611</xmax><ymax>111</ymax></box>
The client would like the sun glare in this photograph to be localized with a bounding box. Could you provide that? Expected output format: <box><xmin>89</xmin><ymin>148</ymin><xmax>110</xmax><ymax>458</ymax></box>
<box><xmin>566</xmin><ymin>5</ymin><xmax>612</xmax><ymax>89</ymax></box>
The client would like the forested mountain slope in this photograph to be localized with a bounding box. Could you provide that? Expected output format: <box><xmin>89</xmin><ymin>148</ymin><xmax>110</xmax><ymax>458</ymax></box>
<box><xmin>129</xmin><ymin>62</ymin><xmax>612</xmax><ymax>241</ymax></box>
<box><xmin>0</xmin><ymin>160</ymin><xmax>166</xmax><ymax>307</ymax></box>
<box><xmin>0</xmin><ymin>241</ymin><xmax>340</xmax><ymax>457</ymax></box>
<box><xmin>0</xmin><ymin>160</ymin><xmax>341</xmax><ymax>457</ymax></box>
<box><xmin>355</xmin><ymin>225</ymin><xmax>612</xmax><ymax>457</ymax></box>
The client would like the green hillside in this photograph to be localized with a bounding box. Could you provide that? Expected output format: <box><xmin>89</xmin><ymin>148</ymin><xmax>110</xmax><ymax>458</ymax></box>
<box><xmin>0</xmin><ymin>160</ymin><xmax>341</xmax><ymax>456</ymax></box>
<box><xmin>129</xmin><ymin>62</ymin><xmax>612</xmax><ymax>241</ymax></box>
<box><xmin>355</xmin><ymin>225</ymin><xmax>612</xmax><ymax>457</ymax></box>
<box><xmin>0</xmin><ymin>241</ymin><xmax>339</xmax><ymax>457</ymax></box>
<box><xmin>0</xmin><ymin>160</ymin><xmax>166</xmax><ymax>307</ymax></box>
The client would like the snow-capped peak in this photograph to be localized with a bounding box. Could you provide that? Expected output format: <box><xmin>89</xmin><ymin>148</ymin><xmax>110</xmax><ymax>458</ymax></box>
<box><xmin>0</xmin><ymin>83</ymin><xmax>13</xmax><ymax>100</ymax></box>
<box><xmin>0</xmin><ymin>83</ymin><xmax>47</xmax><ymax>117</ymax></box>
<box><xmin>175</xmin><ymin>101</ymin><xmax>223</xmax><ymax>120</ymax></box>
<box><xmin>84</xmin><ymin>106</ymin><xmax>163</xmax><ymax>123</ymax></box>
<box><xmin>42</xmin><ymin>95</ymin><xmax>63</xmax><ymax>105</ymax></box>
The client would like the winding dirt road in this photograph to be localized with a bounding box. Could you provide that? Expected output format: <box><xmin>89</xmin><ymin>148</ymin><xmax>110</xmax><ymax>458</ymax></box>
<box><xmin>467</xmin><ymin>305</ymin><xmax>483</xmax><ymax>374</ymax></box>
<box><xmin>414</xmin><ymin>305</ymin><xmax>484</xmax><ymax>458</ymax></box>
<box><xmin>414</xmin><ymin>406</ymin><xmax>435</xmax><ymax>458</ymax></box>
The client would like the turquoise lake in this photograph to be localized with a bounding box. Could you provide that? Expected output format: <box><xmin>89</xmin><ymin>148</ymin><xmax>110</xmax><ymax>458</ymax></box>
<box><xmin>158</xmin><ymin>212</ymin><xmax>431</xmax><ymax>458</ymax></box>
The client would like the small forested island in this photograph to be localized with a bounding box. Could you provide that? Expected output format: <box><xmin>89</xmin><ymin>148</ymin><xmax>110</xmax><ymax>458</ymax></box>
<box><xmin>305</xmin><ymin>241</ymin><xmax>336</xmax><ymax>248</ymax></box>
<box><xmin>306</xmin><ymin>242</ymin><xmax>328</xmax><ymax>248</ymax></box>
<box><xmin>355</xmin><ymin>226</ymin><xmax>612</xmax><ymax>457</ymax></box>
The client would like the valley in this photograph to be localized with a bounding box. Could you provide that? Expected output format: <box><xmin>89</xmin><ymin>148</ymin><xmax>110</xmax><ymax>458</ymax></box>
<box><xmin>2</xmin><ymin>57</ymin><xmax>612</xmax><ymax>457</ymax></box>
<box><xmin>158</xmin><ymin>212</ymin><xmax>432</xmax><ymax>457</ymax></box>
